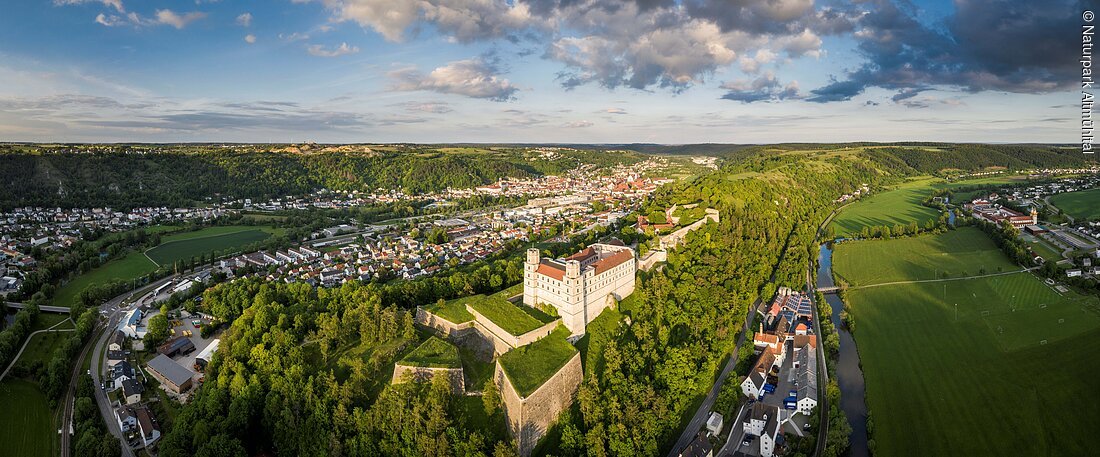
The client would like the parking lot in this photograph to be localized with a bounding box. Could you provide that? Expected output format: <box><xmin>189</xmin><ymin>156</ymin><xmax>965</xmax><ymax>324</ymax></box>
<box><xmin>166</xmin><ymin>312</ymin><xmax>216</xmax><ymax>385</ymax></box>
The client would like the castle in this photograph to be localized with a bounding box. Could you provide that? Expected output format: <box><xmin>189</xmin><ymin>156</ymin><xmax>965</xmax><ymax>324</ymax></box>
<box><xmin>523</xmin><ymin>242</ymin><xmax>637</xmax><ymax>336</ymax></box>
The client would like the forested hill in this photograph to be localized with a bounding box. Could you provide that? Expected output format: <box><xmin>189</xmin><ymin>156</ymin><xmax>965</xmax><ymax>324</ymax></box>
<box><xmin>0</xmin><ymin>144</ymin><xmax>641</xmax><ymax>210</ymax></box>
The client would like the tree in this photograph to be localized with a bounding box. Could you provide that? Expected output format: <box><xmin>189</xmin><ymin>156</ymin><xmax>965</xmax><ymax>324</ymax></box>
<box><xmin>145</xmin><ymin>314</ymin><xmax>170</xmax><ymax>348</ymax></box>
<box><xmin>482</xmin><ymin>378</ymin><xmax>500</xmax><ymax>415</ymax></box>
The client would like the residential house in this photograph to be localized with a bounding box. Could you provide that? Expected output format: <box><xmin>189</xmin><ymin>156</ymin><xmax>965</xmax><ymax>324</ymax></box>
<box><xmin>120</xmin><ymin>379</ymin><xmax>143</xmax><ymax>405</ymax></box>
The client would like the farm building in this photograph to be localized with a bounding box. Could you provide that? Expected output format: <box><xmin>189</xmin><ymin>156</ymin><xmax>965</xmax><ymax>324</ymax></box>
<box><xmin>195</xmin><ymin>339</ymin><xmax>220</xmax><ymax>369</ymax></box>
<box><xmin>158</xmin><ymin>336</ymin><xmax>196</xmax><ymax>356</ymax></box>
<box><xmin>146</xmin><ymin>354</ymin><xmax>194</xmax><ymax>394</ymax></box>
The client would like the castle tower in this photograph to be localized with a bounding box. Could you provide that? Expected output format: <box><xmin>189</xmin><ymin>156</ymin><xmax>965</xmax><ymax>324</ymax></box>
<box><xmin>523</xmin><ymin>248</ymin><xmax>541</xmax><ymax>307</ymax></box>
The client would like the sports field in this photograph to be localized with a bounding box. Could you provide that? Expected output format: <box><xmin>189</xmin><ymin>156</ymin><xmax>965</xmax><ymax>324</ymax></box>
<box><xmin>832</xmin><ymin>227</ymin><xmax>1018</xmax><ymax>286</ymax></box>
<box><xmin>145</xmin><ymin>226</ymin><xmax>277</xmax><ymax>266</ymax></box>
<box><xmin>830</xmin><ymin>179</ymin><xmax>941</xmax><ymax>237</ymax></box>
<box><xmin>1049</xmin><ymin>187</ymin><xmax>1100</xmax><ymax>220</ymax></box>
<box><xmin>836</xmin><ymin>232</ymin><xmax>1100</xmax><ymax>456</ymax></box>
<box><xmin>0</xmin><ymin>379</ymin><xmax>55</xmax><ymax>457</ymax></box>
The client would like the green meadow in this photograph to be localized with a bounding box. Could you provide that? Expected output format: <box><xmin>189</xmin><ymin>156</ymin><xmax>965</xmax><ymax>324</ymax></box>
<box><xmin>145</xmin><ymin>225</ymin><xmax>279</xmax><ymax>266</ymax></box>
<box><xmin>0</xmin><ymin>379</ymin><xmax>56</xmax><ymax>457</ymax></box>
<box><xmin>832</xmin><ymin>227</ymin><xmax>1018</xmax><ymax>287</ymax></box>
<box><xmin>835</xmin><ymin>231</ymin><xmax>1100</xmax><ymax>456</ymax></box>
<box><xmin>830</xmin><ymin>178</ymin><xmax>941</xmax><ymax>237</ymax></box>
<box><xmin>1049</xmin><ymin>187</ymin><xmax>1100</xmax><ymax>220</ymax></box>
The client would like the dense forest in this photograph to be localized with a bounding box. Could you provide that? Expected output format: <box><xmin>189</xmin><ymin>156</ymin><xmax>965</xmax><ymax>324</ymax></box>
<box><xmin>0</xmin><ymin>145</ymin><xmax>642</xmax><ymax>210</ymax></box>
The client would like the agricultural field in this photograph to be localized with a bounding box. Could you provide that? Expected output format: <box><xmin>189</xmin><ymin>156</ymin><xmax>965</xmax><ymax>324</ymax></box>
<box><xmin>52</xmin><ymin>225</ymin><xmax>280</xmax><ymax>309</ymax></box>
<box><xmin>836</xmin><ymin>231</ymin><xmax>1100</xmax><ymax>456</ymax></box>
<box><xmin>145</xmin><ymin>225</ymin><xmax>279</xmax><ymax>266</ymax></box>
<box><xmin>829</xmin><ymin>178</ymin><xmax>942</xmax><ymax>237</ymax></box>
<box><xmin>832</xmin><ymin>227</ymin><xmax>1019</xmax><ymax>287</ymax></box>
<box><xmin>1049</xmin><ymin>187</ymin><xmax>1100</xmax><ymax>220</ymax></box>
<box><xmin>0</xmin><ymin>379</ymin><xmax>55</xmax><ymax>457</ymax></box>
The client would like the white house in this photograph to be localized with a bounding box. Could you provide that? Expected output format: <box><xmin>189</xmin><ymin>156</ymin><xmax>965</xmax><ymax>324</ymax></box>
<box><xmin>120</xmin><ymin>309</ymin><xmax>146</xmax><ymax>339</ymax></box>
<box><xmin>705</xmin><ymin>412</ymin><xmax>724</xmax><ymax>436</ymax></box>
<box><xmin>794</xmin><ymin>345</ymin><xmax>819</xmax><ymax>416</ymax></box>
<box><xmin>108</xmin><ymin>330</ymin><xmax>126</xmax><ymax>352</ymax></box>
<box><xmin>120</xmin><ymin>379</ymin><xmax>143</xmax><ymax>405</ymax></box>
<box><xmin>116</xmin><ymin>405</ymin><xmax>138</xmax><ymax>433</ymax></box>
<box><xmin>760</xmin><ymin>413</ymin><xmax>781</xmax><ymax>457</ymax></box>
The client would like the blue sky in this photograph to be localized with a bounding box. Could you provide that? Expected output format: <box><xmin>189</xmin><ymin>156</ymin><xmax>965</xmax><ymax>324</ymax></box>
<box><xmin>0</xmin><ymin>0</ymin><xmax>1082</xmax><ymax>143</ymax></box>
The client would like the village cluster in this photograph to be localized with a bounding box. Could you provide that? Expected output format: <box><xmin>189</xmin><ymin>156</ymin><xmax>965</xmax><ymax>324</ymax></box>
<box><xmin>102</xmin><ymin>279</ymin><xmax>222</xmax><ymax>450</ymax></box>
<box><xmin>960</xmin><ymin>174</ymin><xmax>1100</xmax><ymax>279</ymax></box>
<box><xmin>218</xmin><ymin>181</ymin><xmax>665</xmax><ymax>286</ymax></box>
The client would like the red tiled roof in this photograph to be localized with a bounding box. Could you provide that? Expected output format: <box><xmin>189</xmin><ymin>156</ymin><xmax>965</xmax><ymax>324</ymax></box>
<box><xmin>537</xmin><ymin>263</ymin><xmax>565</xmax><ymax>281</ymax></box>
<box><xmin>566</xmin><ymin>247</ymin><xmax>597</xmax><ymax>263</ymax></box>
<box><xmin>593</xmin><ymin>249</ymin><xmax>633</xmax><ymax>275</ymax></box>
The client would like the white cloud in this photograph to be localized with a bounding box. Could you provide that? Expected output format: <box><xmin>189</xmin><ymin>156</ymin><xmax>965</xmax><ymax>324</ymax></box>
<box><xmin>93</xmin><ymin>9</ymin><xmax>206</xmax><ymax>29</ymax></box>
<box><xmin>564</xmin><ymin>120</ymin><xmax>593</xmax><ymax>128</ymax></box>
<box><xmin>244</xmin><ymin>34</ymin><xmax>257</xmax><ymax>44</ymax></box>
<box><xmin>389</xmin><ymin>59</ymin><xmax>518</xmax><ymax>101</ymax></box>
<box><xmin>307</xmin><ymin>42</ymin><xmax>360</xmax><ymax>57</ymax></box>
<box><xmin>95</xmin><ymin>13</ymin><xmax>123</xmax><ymax>27</ymax></box>
<box><xmin>54</xmin><ymin>0</ymin><xmax>124</xmax><ymax>13</ymax></box>
<box><xmin>236</xmin><ymin>12</ymin><xmax>252</xmax><ymax>27</ymax></box>
<box><xmin>280</xmin><ymin>32</ymin><xmax>311</xmax><ymax>42</ymax></box>
<box><xmin>739</xmin><ymin>49</ymin><xmax>777</xmax><ymax>74</ymax></box>
<box><xmin>155</xmin><ymin>10</ymin><xmax>207</xmax><ymax>29</ymax></box>
<box><xmin>307</xmin><ymin>0</ymin><xmax>535</xmax><ymax>42</ymax></box>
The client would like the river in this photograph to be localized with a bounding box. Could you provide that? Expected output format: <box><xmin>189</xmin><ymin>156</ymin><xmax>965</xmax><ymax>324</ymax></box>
<box><xmin>817</xmin><ymin>243</ymin><xmax>869</xmax><ymax>457</ymax></box>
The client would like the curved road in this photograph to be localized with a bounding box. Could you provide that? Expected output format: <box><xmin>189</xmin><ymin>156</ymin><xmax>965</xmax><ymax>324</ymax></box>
<box><xmin>667</xmin><ymin>226</ymin><xmax>796</xmax><ymax>457</ymax></box>
<box><xmin>0</xmin><ymin>317</ymin><xmax>75</xmax><ymax>382</ymax></box>
<box><xmin>76</xmin><ymin>272</ymin><xmax>189</xmax><ymax>457</ymax></box>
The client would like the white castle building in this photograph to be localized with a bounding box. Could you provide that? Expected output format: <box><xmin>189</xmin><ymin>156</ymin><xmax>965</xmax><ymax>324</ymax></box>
<box><xmin>523</xmin><ymin>242</ymin><xmax>637</xmax><ymax>336</ymax></box>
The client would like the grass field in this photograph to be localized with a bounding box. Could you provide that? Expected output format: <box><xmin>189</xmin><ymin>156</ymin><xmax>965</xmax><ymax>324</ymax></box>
<box><xmin>52</xmin><ymin>250</ymin><xmax>157</xmax><ymax>309</ymax></box>
<box><xmin>14</xmin><ymin>331</ymin><xmax>70</xmax><ymax>370</ymax></box>
<box><xmin>145</xmin><ymin>226</ymin><xmax>277</xmax><ymax>266</ymax></box>
<box><xmin>0</xmin><ymin>379</ymin><xmax>55</xmax><ymax>457</ymax></box>
<box><xmin>1021</xmin><ymin>235</ymin><xmax>1064</xmax><ymax>262</ymax></box>
<box><xmin>53</xmin><ymin>225</ymin><xmax>279</xmax><ymax>308</ymax></box>
<box><xmin>399</xmin><ymin>336</ymin><xmax>460</xmax><ymax>368</ymax></box>
<box><xmin>836</xmin><ymin>231</ymin><xmax>1100</xmax><ymax>456</ymax></box>
<box><xmin>1049</xmin><ymin>187</ymin><xmax>1100</xmax><ymax>220</ymax></box>
<box><xmin>464</xmin><ymin>294</ymin><xmax>556</xmax><ymax>336</ymax></box>
<box><xmin>832</xmin><ymin>227</ymin><xmax>1018</xmax><ymax>286</ymax></box>
<box><xmin>498</xmin><ymin>326</ymin><xmax>576</xmax><ymax>396</ymax></box>
<box><xmin>30</xmin><ymin>313</ymin><xmax>72</xmax><ymax>332</ymax></box>
<box><xmin>830</xmin><ymin>178</ymin><xmax>942</xmax><ymax>237</ymax></box>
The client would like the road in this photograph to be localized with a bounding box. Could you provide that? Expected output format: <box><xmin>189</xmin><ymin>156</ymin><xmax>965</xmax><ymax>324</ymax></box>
<box><xmin>0</xmin><ymin>317</ymin><xmax>75</xmax><ymax>382</ymax></box>
<box><xmin>668</xmin><ymin>227</ymin><xmax>797</xmax><ymax>457</ymax></box>
<box><xmin>806</xmin><ymin>268</ymin><xmax>831</xmax><ymax>457</ymax></box>
<box><xmin>666</xmin><ymin>297</ymin><xmax>762</xmax><ymax>457</ymax></box>
<box><xmin>84</xmin><ymin>272</ymin><xmax>187</xmax><ymax>457</ymax></box>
